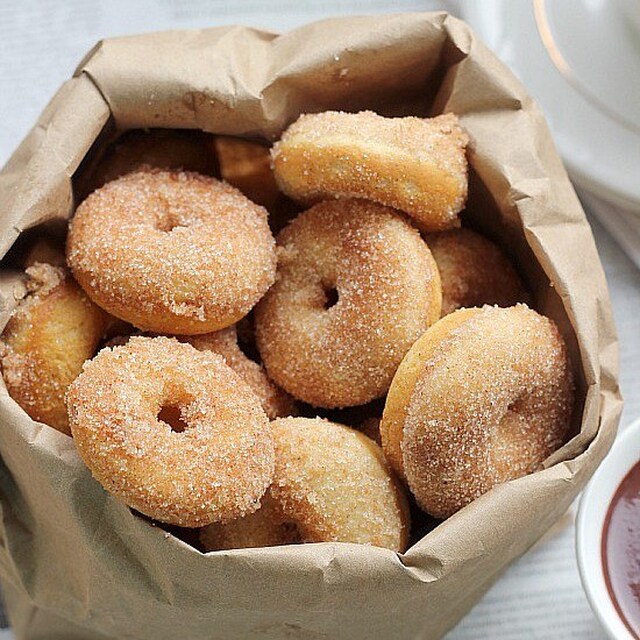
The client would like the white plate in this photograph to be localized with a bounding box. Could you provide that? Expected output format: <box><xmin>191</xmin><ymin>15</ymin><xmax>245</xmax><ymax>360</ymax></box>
<box><xmin>460</xmin><ymin>0</ymin><xmax>640</xmax><ymax>213</ymax></box>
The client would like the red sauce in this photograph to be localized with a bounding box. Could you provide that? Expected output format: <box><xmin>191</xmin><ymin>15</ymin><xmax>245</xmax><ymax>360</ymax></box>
<box><xmin>602</xmin><ymin>459</ymin><xmax>640</xmax><ymax>639</ymax></box>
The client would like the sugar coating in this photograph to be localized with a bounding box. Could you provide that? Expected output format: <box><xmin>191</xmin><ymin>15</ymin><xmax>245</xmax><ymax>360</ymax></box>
<box><xmin>399</xmin><ymin>305</ymin><xmax>574</xmax><ymax>519</ymax></box>
<box><xmin>272</xmin><ymin>111</ymin><xmax>469</xmax><ymax>232</ymax></box>
<box><xmin>66</xmin><ymin>336</ymin><xmax>275</xmax><ymax>527</ymax></box>
<box><xmin>0</xmin><ymin>264</ymin><xmax>109</xmax><ymax>435</ymax></box>
<box><xmin>427</xmin><ymin>228</ymin><xmax>528</xmax><ymax>316</ymax></box>
<box><xmin>183</xmin><ymin>326</ymin><xmax>297</xmax><ymax>420</ymax></box>
<box><xmin>255</xmin><ymin>199</ymin><xmax>442</xmax><ymax>408</ymax></box>
<box><xmin>67</xmin><ymin>169</ymin><xmax>277</xmax><ymax>335</ymax></box>
<box><xmin>200</xmin><ymin>417</ymin><xmax>410</xmax><ymax>552</ymax></box>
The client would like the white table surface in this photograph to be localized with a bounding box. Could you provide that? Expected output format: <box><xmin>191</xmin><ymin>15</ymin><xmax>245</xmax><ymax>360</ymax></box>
<box><xmin>0</xmin><ymin>2</ymin><xmax>638</xmax><ymax>638</ymax></box>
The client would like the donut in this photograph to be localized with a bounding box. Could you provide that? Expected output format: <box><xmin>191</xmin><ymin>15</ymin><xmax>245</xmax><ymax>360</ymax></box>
<box><xmin>79</xmin><ymin>128</ymin><xmax>218</xmax><ymax>197</ymax></box>
<box><xmin>67</xmin><ymin>169</ymin><xmax>277</xmax><ymax>335</ymax></box>
<box><xmin>271</xmin><ymin>111</ymin><xmax>469</xmax><ymax>232</ymax></box>
<box><xmin>66</xmin><ymin>336</ymin><xmax>275</xmax><ymax>527</ymax></box>
<box><xmin>184</xmin><ymin>326</ymin><xmax>297</xmax><ymax>420</ymax></box>
<box><xmin>427</xmin><ymin>228</ymin><xmax>528</xmax><ymax>315</ymax></box>
<box><xmin>200</xmin><ymin>417</ymin><xmax>410</xmax><ymax>551</ymax></box>
<box><xmin>255</xmin><ymin>199</ymin><xmax>441</xmax><ymax>408</ymax></box>
<box><xmin>380</xmin><ymin>305</ymin><xmax>574</xmax><ymax>518</ymax></box>
<box><xmin>0</xmin><ymin>264</ymin><xmax>110</xmax><ymax>435</ymax></box>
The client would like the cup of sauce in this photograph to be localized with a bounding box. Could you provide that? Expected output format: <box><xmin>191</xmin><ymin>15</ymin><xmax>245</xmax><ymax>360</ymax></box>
<box><xmin>577</xmin><ymin>417</ymin><xmax>640</xmax><ymax>639</ymax></box>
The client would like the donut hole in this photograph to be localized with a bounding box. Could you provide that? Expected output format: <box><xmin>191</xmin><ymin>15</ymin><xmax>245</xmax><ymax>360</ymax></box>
<box><xmin>154</xmin><ymin>206</ymin><xmax>189</xmax><ymax>233</ymax></box>
<box><xmin>156</xmin><ymin>217</ymin><xmax>187</xmax><ymax>233</ymax></box>
<box><xmin>491</xmin><ymin>398</ymin><xmax>538</xmax><ymax>480</ymax></box>
<box><xmin>322</xmin><ymin>285</ymin><xmax>339</xmax><ymax>310</ymax></box>
<box><xmin>158</xmin><ymin>404</ymin><xmax>189</xmax><ymax>433</ymax></box>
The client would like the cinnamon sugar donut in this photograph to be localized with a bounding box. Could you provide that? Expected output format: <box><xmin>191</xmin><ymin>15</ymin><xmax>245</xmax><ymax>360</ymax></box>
<box><xmin>272</xmin><ymin>111</ymin><xmax>469</xmax><ymax>232</ymax></box>
<box><xmin>66</xmin><ymin>336</ymin><xmax>274</xmax><ymax>527</ymax></box>
<box><xmin>381</xmin><ymin>305</ymin><xmax>574</xmax><ymax>518</ymax></box>
<box><xmin>0</xmin><ymin>264</ymin><xmax>110</xmax><ymax>435</ymax></box>
<box><xmin>200</xmin><ymin>417</ymin><xmax>410</xmax><ymax>552</ymax></box>
<box><xmin>427</xmin><ymin>228</ymin><xmax>528</xmax><ymax>315</ymax></box>
<box><xmin>67</xmin><ymin>170</ymin><xmax>277</xmax><ymax>335</ymax></box>
<box><xmin>255</xmin><ymin>199</ymin><xmax>441</xmax><ymax>408</ymax></box>
<box><xmin>184</xmin><ymin>326</ymin><xmax>297</xmax><ymax>420</ymax></box>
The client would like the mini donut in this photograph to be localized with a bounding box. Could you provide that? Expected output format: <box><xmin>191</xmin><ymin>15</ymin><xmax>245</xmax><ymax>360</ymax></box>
<box><xmin>200</xmin><ymin>417</ymin><xmax>410</xmax><ymax>552</ymax></box>
<box><xmin>255</xmin><ymin>199</ymin><xmax>441</xmax><ymax>408</ymax></box>
<box><xmin>66</xmin><ymin>336</ymin><xmax>275</xmax><ymax>527</ymax></box>
<box><xmin>0</xmin><ymin>264</ymin><xmax>110</xmax><ymax>435</ymax></box>
<box><xmin>184</xmin><ymin>326</ymin><xmax>297</xmax><ymax>420</ymax></box>
<box><xmin>271</xmin><ymin>111</ymin><xmax>469</xmax><ymax>232</ymax></box>
<box><xmin>427</xmin><ymin>228</ymin><xmax>528</xmax><ymax>315</ymax></box>
<box><xmin>79</xmin><ymin>128</ymin><xmax>218</xmax><ymax>196</ymax></box>
<box><xmin>381</xmin><ymin>305</ymin><xmax>574</xmax><ymax>518</ymax></box>
<box><xmin>67</xmin><ymin>169</ymin><xmax>277</xmax><ymax>335</ymax></box>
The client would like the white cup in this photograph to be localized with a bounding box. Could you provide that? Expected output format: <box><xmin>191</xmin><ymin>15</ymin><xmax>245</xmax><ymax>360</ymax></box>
<box><xmin>576</xmin><ymin>416</ymin><xmax>640</xmax><ymax>639</ymax></box>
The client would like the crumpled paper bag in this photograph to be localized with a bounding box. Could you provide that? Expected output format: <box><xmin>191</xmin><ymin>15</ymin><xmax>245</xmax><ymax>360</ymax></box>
<box><xmin>0</xmin><ymin>12</ymin><xmax>622</xmax><ymax>640</ymax></box>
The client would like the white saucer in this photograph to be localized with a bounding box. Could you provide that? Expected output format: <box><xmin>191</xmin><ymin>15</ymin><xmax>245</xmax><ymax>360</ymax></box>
<box><xmin>460</xmin><ymin>0</ymin><xmax>640</xmax><ymax>214</ymax></box>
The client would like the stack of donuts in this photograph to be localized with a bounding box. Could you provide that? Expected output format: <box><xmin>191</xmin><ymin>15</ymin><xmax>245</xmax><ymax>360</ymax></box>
<box><xmin>0</xmin><ymin>110</ymin><xmax>574</xmax><ymax>554</ymax></box>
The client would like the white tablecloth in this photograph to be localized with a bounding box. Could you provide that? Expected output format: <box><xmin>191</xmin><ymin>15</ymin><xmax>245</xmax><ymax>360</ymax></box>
<box><xmin>0</xmin><ymin>2</ymin><xmax>637</xmax><ymax>638</ymax></box>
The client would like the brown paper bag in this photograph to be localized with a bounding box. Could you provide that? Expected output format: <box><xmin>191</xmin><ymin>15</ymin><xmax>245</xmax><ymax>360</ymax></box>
<box><xmin>0</xmin><ymin>13</ymin><xmax>622</xmax><ymax>640</ymax></box>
